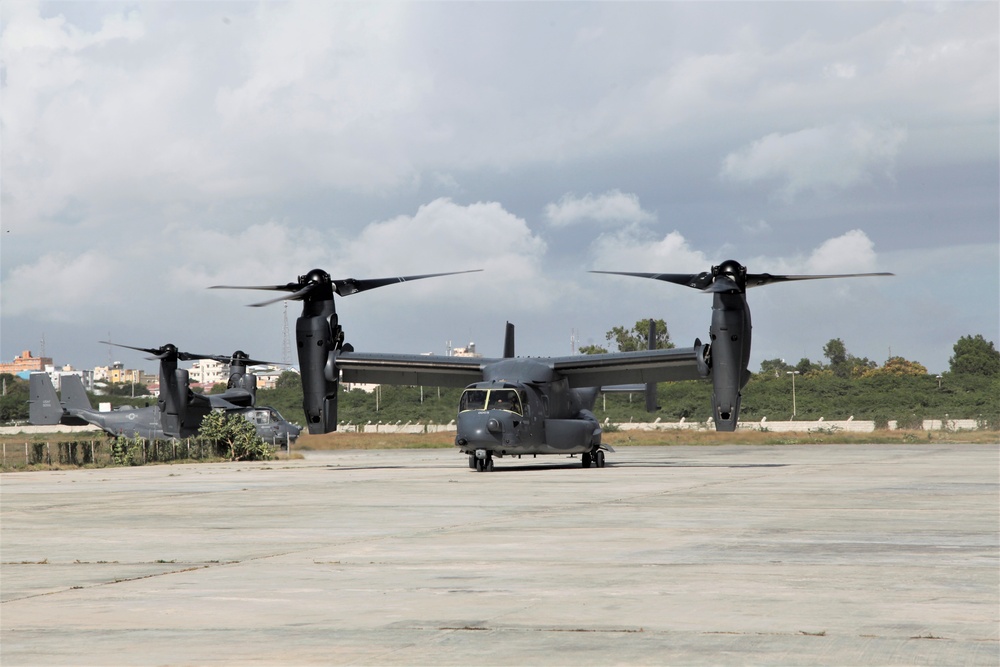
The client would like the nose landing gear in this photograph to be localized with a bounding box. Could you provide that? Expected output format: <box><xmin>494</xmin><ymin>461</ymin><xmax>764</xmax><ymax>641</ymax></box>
<box><xmin>581</xmin><ymin>449</ymin><xmax>606</xmax><ymax>469</ymax></box>
<box><xmin>469</xmin><ymin>450</ymin><xmax>495</xmax><ymax>472</ymax></box>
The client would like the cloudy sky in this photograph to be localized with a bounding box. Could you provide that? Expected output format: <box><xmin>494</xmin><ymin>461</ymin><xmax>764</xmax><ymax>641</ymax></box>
<box><xmin>2</xmin><ymin>1</ymin><xmax>997</xmax><ymax>378</ymax></box>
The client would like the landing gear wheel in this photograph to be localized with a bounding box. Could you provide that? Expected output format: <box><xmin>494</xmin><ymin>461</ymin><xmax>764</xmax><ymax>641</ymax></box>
<box><xmin>485</xmin><ymin>458</ymin><xmax>494</xmax><ymax>472</ymax></box>
<box><xmin>475</xmin><ymin>457</ymin><xmax>485</xmax><ymax>472</ymax></box>
<box><xmin>595</xmin><ymin>450</ymin><xmax>606</xmax><ymax>468</ymax></box>
<box><xmin>581</xmin><ymin>452</ymin><xmax>592</xmax><ymax>469</ymax></box>
<box><xmin>469</xmin><ymin>454</ymin><xmax>476</xmax><ymax>469</ymax></box>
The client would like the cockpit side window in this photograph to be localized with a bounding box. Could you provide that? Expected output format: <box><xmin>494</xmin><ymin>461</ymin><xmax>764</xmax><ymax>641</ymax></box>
<box><xmin>489</xmin><ymin>389</ymin><xmax>523</xmax><ymax>415</ymax></box>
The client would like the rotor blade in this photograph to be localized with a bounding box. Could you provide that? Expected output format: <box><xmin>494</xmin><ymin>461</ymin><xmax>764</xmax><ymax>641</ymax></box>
<box><xmin>746</xmin><ymin>272</ymin><xmax>894</xmax><ymax>288</ymax></box>
<box><xmin>99</xmin><ymin>340</ymin><xmax>175</xmax><ymax>359</ymax></box>
<box><xmin>590</xmin><ymin>270</ymin><xmax>714</xmax><ymax>290</ymax></box>
<box><xmin>201</xmin><ymin>354</ymin><xmax>282</xmax><ymax>366</ymax></box>
<box><xmin>334</xmin><ymin>269</ymin><xmax>483</xmax><ymax>297</ymax></box>
<box><xmin>175</xmin><ymin>351</ymin><xmax>229</xmax><ymax>362</ymax></box>
<box><xmin>207</xmin><ymin>282</ymin><xmax>301</xmax><ymax>292</ymax></box>
<box><xmin>247</xmin><ymin>284</ymin><xmax>316</xmax><ymax>307</ymax></box>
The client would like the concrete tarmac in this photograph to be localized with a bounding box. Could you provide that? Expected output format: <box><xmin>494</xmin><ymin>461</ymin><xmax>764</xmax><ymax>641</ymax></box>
<box><xmin>1</xmin><ymin>444</ymin><xmax>997</xmax><ymax>666</ymax></box>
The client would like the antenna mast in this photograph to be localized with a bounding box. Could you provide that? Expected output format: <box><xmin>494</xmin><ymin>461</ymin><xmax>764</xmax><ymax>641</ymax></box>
<box><xmin>282</xmin><ymin>302</ymin><xmax>292</xmax><ymax>366</ymax></box>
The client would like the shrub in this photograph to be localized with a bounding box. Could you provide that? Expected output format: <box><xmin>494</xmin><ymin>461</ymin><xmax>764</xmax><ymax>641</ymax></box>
<box><xmin>198</xmin><ymin>411</ymin><xmax>272</xmax><ymax>461</ymax></box>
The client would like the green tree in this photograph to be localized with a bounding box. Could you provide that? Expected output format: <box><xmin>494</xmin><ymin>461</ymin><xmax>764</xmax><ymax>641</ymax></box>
<box><xmin>0</xmin><ymin>374</ymin><xmax>30</xmax><ymax>423</ymax></box>
<box><xmin>578</xmin><ymin>344</ymin><xmax>608</xmax><ymax>355</ymax></box>
<box><xmin>795</xmin><ymin>358</ymin><xmax>822</xmax><ymax>375</ymax></box>
<box><xmin>758</xmin><ymin>358</ymin><xmax>793</xmax><ymax>378</ymax></box>
<box><xmin>862</xmin><ymin>356</ymin><xmax>928</xmax><ymax>378</ymax></box>
<box><xmin>822</xmin><ymin>338</ymin><xmax>849</xmax><ymax>378</ymax></box>
<box><xmin>949</xmin><ymin>334</ymin><xmax>1000</xmax><ymax>377</ymax></box>
<box><xmin>605</xmin><ymin>319</ymin><xmax>674</xmax><ymax>352</ymax></box>
<box><xmin>198</xmin><ymin>411</ymin><xmax>272</xmax><ymax>461</ymax></box>
<box><xmin>822</xmin><ymin>338</ymin><xmax>878</xmax><ymax>378</ymax></box>
<box><xmin>105</xmin><ymin>381</ymin><xmax>150</xmax><ymax>397</ymax></box>
<box><xmin>275</xmin><ymin>370</ymin><xmax>301</xmax><ymax>390</ymax></box>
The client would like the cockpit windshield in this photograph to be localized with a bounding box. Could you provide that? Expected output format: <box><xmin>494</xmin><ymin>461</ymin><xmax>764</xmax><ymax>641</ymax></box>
<box><xmin>459</xmin><ymin>388</ymin><xmax>524</xmax><ymax>415</ymax></box>
<box><xmin>459</xmin><ymin>390</ymin><xmax>489</xmax><ymax>412</ymax></box>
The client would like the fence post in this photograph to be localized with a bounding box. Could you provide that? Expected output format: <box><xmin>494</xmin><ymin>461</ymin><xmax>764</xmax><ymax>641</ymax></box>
<box><xmin>25</xmin><ymin>442</ymin><xmax>29</xmax><ymax>465</ymax></box>
<box><xmin>46</xmin><ymin>442</ymin><xmax>51</xmax><ymax>466</ymax></box>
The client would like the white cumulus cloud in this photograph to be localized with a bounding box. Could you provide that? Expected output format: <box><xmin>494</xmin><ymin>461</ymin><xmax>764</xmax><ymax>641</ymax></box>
<box><xmin>545</xmin><ymin>190</ymin><xmax>655</xmax><ymax>227</ymax></box>
<box><xmin>1</xmin><ymin>251</ymin><xmax>118</xmax><ymax>320</ymax></box>
<box><xmin>720</xmin><ymin>121</ymin><xmax>908</xmax><ymax>202</ymax></box>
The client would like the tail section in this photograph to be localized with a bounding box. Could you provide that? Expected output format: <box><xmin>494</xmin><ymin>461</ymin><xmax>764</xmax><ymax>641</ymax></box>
<box><xmin>59</xmin><ymin>375</ymin><xmax>93</xmax><ymax>410</ymax></box>
<box><xmin>28</xmin><ymin>373</ymin><xmax>62</xmax><ymax>425</ymax></box>
<box><xmin>503</xmin><ymin>322</ymin><xmax>515</xmax><ymax>358</ymax></box>
<box><xmin>645</xmin><ymin>318</ymin><xmax>658</xmax><ymax>413</ymax></box>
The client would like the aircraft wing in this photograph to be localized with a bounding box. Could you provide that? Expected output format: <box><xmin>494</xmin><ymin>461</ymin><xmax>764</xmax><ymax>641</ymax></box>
<box><xmin>209</xmin><ymin>388</ymin><xmax>254</xmax><ymax>408</ymax></box>
<box><xmin>337</xmin><ymin>352</ymin><xmax>490</xmax><ymax>388</ymax></box>
<box><xmin>548</xmin><ymin>347</ymin><xmax>705</xmax><ymax>388</ymax></box>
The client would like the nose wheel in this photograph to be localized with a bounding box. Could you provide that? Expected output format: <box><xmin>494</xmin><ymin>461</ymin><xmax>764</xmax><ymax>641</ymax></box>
<box><xmin>470</xmin><ymin>451</ymin><xmax>495</xmax><ymax>472</ymax></box>
<box><xmin>581</xmin><ymin>449</ymin><xmax>606</xmax><ymax>468</ymax></box>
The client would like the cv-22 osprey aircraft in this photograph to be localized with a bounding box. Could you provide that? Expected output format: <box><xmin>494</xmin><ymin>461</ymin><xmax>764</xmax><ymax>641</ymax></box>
<box><xmin>29</xmin><ymin>373</ymin><xmax>301</xmax><ymax>445</ymax></box>
<box><xmin>213</xmin><ymin>262</ymin><xmax>890</xmax><ymax>472</ymax></box>
<box><xmin>96</xmin><ymin>342</ymin><xmax>275</xmax><ymax>438</ymax></box>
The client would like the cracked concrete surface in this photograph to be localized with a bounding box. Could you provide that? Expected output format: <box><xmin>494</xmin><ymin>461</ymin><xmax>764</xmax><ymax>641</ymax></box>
<box><xmin>2</xmin><ymin>444</ymin><xmax>997</xmax><ymax>665</ymax></box>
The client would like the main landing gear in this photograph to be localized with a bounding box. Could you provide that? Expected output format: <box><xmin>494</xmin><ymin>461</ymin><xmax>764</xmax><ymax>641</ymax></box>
<box><xmin>469</xmin><ymin>450</ymin><xmax>494</xmax><ymax>472</ymax></box>
<box><xmin>581</xmin><ymin>449</ymin><xmax>606</xmax><ymax>469</ymax></box>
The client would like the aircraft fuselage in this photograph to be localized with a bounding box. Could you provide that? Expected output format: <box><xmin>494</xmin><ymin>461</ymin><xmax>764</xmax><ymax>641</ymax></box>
<box><xmin>454</xmin><ymin>359</ymin><xmax>606</xmax><ymax>470</ymax></box>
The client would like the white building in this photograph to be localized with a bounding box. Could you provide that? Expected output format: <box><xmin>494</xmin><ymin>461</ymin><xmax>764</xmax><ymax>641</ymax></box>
<box><xmin>188</xmin><ymin>359</ymin><xmax>229</xmax><ymax>386</ymax></box>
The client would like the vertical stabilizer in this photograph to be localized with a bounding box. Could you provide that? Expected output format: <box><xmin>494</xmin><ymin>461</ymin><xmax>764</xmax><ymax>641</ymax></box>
<box><xmin>645</xmin><ymin>318</ymin><xmax>658</xmax><ymax>412</ymax></box>
<box><xmin>28</xmin><ymin>373</ymin><xmax>62</xmax><ymax>425</ymax></box>
<box><xmin>60</xmin><ymin>375</ymin><xmax>93</xmax><ymax>410</ymax></box>
<box><xmin>503</xmin><ymin>322</ymin><xmax>515</xmax><ymax>358</ymax></box>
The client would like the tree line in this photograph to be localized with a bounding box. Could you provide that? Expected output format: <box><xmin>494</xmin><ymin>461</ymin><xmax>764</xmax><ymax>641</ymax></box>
<box><xmin>3</xmin><ymin>330</ymin><xmax>996</xmax><ymax>429</ymax></box>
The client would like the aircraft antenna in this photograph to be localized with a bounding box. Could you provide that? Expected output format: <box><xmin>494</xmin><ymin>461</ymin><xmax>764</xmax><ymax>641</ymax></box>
<box><xmin>282</xmin><ymin>302</ymin><xmax>292</xmax><ymax>366</ymax></box>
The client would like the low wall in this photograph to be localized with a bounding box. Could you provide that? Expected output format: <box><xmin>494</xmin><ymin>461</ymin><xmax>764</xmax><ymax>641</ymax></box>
<box><xmin>615</xmin><ymin>417</ymin><xmax>984</xmax><ymax>433</ymax></box>
<box><xmin>6</xmin><ymin>418</ymin><xmax>986</xmax><ymax>438</ymax></box>
<box><xmin>0</xmin><ymin>425</ymin><xmax>101</xmax><ymax>435</ymax></box>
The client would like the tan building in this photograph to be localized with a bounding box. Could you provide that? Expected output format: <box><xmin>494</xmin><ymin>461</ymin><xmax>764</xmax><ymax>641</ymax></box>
<box><xmin>93</xmin><ymin>362</ymin><xmax>145</xmax><ymax>386</ymax></box>
<box><xmin>0</xmin><ymin>350</ymin><xmax>54</xmax><ymax>375</ymax></box>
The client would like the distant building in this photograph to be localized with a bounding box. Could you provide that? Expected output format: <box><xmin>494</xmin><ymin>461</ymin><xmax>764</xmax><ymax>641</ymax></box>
<box><xmin>94</xmin><ymin>362</ymin><xmax>143</xmax><ymax>385</ymax></box>
<box><xmin>46</xmin><ymin>365</ymin><xmax>95</xmax><ymax>392</ymax></box>
<box><xmin>449</xmin><ymin>342</ymin><xmax>481</xmax><ymax>358</ymax></box>
<box><xmin>248</xmin><ymin>366</ymin><xmax>287</xmax><ymax>390</ymax></box>
<box><xmin>1</xmin><ymin>350</ymin><xmax>54</xmax><ymax>377</ymax></box>
<box><xmin>188</xmin><ymin>359</ymin><xmax>229</xmax><ymax>386</ymax></box>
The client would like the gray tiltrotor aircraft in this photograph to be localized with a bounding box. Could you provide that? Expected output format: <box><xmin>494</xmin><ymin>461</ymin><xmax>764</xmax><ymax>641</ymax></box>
<box><xmin>29</xmin><ymin>372</ymin><xmax>301</xmax><ymax>445</ymax></box>
<box><xmin>96</xmin><ymin>342</ymin><xmax>278</xmax><ymax>438</ymax></box>
<box><xmin>592</xmin><ymin>260</ymin><xmax>893</xmax><ymax>432</ymax></box>
<box><xmin>215</xmin><ymin>261</ymin><xmax>890</xmax><ymax>471</ymax></box>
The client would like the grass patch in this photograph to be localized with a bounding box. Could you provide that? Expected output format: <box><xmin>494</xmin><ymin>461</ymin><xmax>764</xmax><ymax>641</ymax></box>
<box><xmin>292</xmin><ymin>428</ymin><xmax>997</xmax><ymax>451</ymax></box>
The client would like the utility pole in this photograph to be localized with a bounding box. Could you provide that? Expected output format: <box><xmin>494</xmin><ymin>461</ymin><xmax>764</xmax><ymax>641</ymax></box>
<box><xmin>786</xmin><ymin>370</ymin><xmax>800</xmax><ymax>418</ymax></box>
